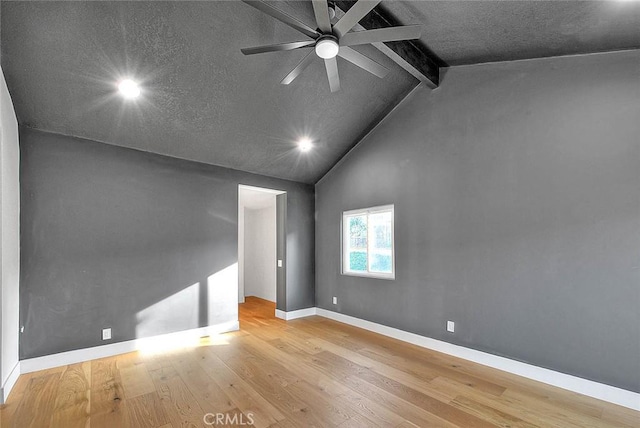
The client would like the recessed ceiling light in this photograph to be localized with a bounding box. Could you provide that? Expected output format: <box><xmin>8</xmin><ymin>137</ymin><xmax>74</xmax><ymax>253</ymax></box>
<box><xmin>118</xmin><ymin>79</ymin><xmax>141</xmax><ymax>99</ymax></box>
<box><xmin>298</xmin><ymin>138</ymin><xmax>313</xmax><ymax>152</ymax></box>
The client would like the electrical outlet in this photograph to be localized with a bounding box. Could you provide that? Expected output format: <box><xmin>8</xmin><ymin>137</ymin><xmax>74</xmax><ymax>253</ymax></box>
<box><xmin>332</xmin><ymin>296</ymin><xmax>337</xmax><ymax>305</ymax></box>
<box><xmin>447</xmin><ymin>321</ymin><xmax>455</xmax><ymax>333</ymax></box>
<box><xmin>102</xmin><ymin>328</ymin><xmax>112</xmax><ymax>340</ymax></box>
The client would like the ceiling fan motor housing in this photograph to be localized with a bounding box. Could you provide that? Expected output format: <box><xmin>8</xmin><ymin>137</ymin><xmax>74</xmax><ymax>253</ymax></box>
<box><xmin>327</xmin><ymin>1</ymin><xmax>336</xmax><ymax>19</ymax></box>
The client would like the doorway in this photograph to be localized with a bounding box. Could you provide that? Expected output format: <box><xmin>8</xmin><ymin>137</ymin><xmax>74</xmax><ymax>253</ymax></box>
<box><xmin>238</xmin><ymin>185</ymin><xmax>286</xmax><ymax>312</ymax></box>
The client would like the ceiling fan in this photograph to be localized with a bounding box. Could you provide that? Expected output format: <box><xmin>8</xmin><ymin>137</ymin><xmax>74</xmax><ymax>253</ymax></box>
<box><xmin>241</xmin><ymin>0</ymin><xmax>422</xmax><ymax>92</ymax></box>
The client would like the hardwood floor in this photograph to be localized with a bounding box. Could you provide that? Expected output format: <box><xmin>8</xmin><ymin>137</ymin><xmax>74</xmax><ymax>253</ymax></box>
<box><xmin>2</xmin><ymin>296</ymin><xmax>638</xmax><ymax>427</ymax></box>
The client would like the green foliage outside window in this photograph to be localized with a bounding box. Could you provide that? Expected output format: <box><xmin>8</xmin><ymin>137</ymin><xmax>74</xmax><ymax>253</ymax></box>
<box><xmin>349</xmin><ymin>251</ymin><xmax>367</xmax><ymax>271</ymax></box>
<box><xmin>371</xmin><ymin>254</ymin><xmax>392</xmax><ymax>272</ymax></box>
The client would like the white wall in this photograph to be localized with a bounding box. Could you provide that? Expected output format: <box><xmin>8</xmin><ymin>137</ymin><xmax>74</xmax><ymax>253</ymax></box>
<box><xmin>238</xmin><ymin>204</ymin><xmax>245</xmax><ymax>303</ymax></box>
<box><xmin>0</xmin><ymin>66</ymin><xmax>20</xmax><ymax>403</ymax></box>
<box><xmin>244</xmin><ymin>203</ymin><xmax>276</xmax><ymax>302</ymax></box>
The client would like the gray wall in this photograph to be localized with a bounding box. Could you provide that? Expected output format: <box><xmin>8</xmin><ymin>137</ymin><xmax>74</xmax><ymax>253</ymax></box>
<box><xmin>0</xmin><ymin>65</ymin><xmax>20</xmax><ymax>402</ymax></box>
<box><xmin>316</xmin><ymin>50</ymin><xmax>640</xmax><ymax>392</ymax></box>
<box><xmin>20</xmin><ymin>127</ymin><xmax>314</xmax><ymax>359</ymax></box>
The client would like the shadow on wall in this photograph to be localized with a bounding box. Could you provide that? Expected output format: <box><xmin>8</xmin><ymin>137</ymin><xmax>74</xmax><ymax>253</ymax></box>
<box><xmin>19</xmin><ymin>128</ymin><xmax>242</xmax><ymax>359</ymax></box>
<box><xmin>20</xmin><ymin>240</ymin><xmax>240</xmax><ymax>359</ymax></box>
<box><xmin>136</xmin><ymin>263</ymin><xmax>238</xmax><ymax>339</ymax></box>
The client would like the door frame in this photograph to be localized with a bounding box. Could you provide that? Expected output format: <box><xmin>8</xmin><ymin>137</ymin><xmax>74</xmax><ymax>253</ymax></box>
<box><xmin>238</xmin><ymin>184</ymin><xmax>286</xmax><ymax>309</ymax></box>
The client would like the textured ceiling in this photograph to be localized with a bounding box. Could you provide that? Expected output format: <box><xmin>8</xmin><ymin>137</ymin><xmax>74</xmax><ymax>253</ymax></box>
<box><xmin>2</xmin><ymin>1</ymin><xmax>639</xmax><ymax>184</ymax></box>
<box><xmin>387</xmin><ymin>1</ymin><xmax>640</xmax><ymax>66</ymax></box>
<box><xmin>1</xmin><ymin>1</ymin><xmax>416</xmax><ymax>184</ymax></box>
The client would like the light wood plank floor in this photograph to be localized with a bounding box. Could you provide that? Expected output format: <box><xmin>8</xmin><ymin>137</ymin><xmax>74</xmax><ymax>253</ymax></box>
<box><xmin>1</xmin><ymin>296</ymin><xmax>638</xmax><ymax>427</ymax></box>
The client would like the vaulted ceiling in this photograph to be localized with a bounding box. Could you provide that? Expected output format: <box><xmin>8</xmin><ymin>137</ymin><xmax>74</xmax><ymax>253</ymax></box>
<box><xmin>2</xmin><ymin>1</ymin><xmax>639</xmax><ymax>183</ymax></box>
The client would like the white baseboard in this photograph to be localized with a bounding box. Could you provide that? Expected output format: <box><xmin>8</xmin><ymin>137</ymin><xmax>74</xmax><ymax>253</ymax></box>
<box><xmin>1</xmin><ymin>361</ymin><xmax>21</xmax><ymax>404</ymax></box>
<box><xmin>20</xmin><ymin>320</ymin><xmax>239</xmax><ymax>374</ymax></box>
<box><xmin>314</xmin><ymin>308</ymin><xmax>640</xmax><ymax>412</ymax></box>
<box><xmin>275</xmin><ymin>307</ymin><xmax>318</xmax><ymax>320</ymax></box>
<box><xmin>9</xmin><ymin>307</ymin><xmax>640</xmax><ymax>412</ymax></box>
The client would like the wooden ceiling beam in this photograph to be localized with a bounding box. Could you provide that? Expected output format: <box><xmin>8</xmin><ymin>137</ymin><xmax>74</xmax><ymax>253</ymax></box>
<box><xmin>333</xmin><ymin>0</ymin><xmax>443</xmax><ymax>88</ymax></box>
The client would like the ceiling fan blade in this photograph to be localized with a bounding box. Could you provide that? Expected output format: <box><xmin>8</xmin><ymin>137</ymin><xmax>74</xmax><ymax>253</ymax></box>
<box><xmin>333</xmin><ymin>0</ymin><xmax>381</xmax><ymax>38</ymax></box>
<box><xmin>241</xmin><ymin>40</ymin><xmax>315</xmax><ymax>55</ymax></box>
<box><xmin>339</xmin><ymin>25</ymin><xmax>422</xmax><ymax>46</ymax></box>
<box><xmin>281</xmin><ymin>51</ymin><xmax>316</xmax><ymax>85</ymax></box>
<box><xmin>324</xmin><ymin>57</ymin><xmax>340</xmax><ymax>92</ymax></box>
<box><xmin>338</xmin><ymin>46</ymin><xmax>388</xmax><ymax>78</ymax></box>
<box><xmin>241</xmin><ymin>0</ymin><xmax>319</xmax><ymax>39</ymax></box>
<box><xmin>312</xmin><ymin>0</ymin><xmax>332</xmax><ymax>33</ymax></box>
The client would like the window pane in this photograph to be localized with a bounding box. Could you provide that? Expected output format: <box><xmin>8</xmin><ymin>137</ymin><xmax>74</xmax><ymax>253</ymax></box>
<box><xmin>348</xmin><ymin>251</ymin><xmax>367</xmax><ymax>272</ymax></box>
<box><xmin>347</xmin><ymin>215</ymin><xmax>367</xmax><ymax>272</ymax></box>
<box><xmin>368</xmin><ymin>211</ymin><xmax>392</xmax><ymax>273</ymax></box>
<box><xmin>342</xmin><ymin>206</ymin><xmax>394</xmax><ymax>278</ymax></box>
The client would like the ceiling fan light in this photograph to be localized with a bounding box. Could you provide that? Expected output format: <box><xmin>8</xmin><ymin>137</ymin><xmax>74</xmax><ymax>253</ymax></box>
<box><xmin>315</xmin><ymin>39</ymin><xmax>339</xmax><ymax>59</ymax></box>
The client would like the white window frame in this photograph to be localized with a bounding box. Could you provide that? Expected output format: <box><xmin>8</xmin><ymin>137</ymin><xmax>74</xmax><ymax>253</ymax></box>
<box><xmin>341</xmin><ymin>204</ymin><xmax>395</xmax><ymax>280</ymax></box>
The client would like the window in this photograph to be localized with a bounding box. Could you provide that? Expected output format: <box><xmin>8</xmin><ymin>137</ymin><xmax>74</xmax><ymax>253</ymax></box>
<box><xmin>342</xmin><ymin>205</ymin><xmax>394</xmax><ymax>279</ymax></box>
